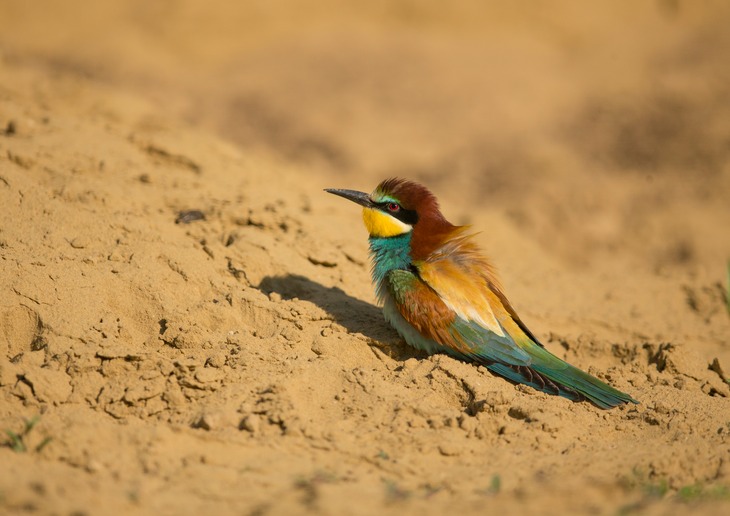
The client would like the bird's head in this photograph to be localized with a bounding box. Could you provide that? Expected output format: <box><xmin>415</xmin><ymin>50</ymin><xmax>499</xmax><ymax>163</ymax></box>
<box><xmin>326</xmin><ymin>178</ymin><xmax>453</xmax><ymax>241</ymax></box>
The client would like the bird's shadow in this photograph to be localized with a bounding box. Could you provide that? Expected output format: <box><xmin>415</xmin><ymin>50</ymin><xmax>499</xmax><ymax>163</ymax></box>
<box><xmin>257</xmin><ymin>274</ymin><xmax>423</xmax><ymax>362</ymax></box>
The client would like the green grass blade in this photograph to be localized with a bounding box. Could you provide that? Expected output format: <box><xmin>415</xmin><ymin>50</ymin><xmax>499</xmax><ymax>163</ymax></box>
<box><xmin>5</xmin><ymin>430</ymin><xmax>26</xmax><ymax>452</ymax></box>
<box><xmin>726</xmin><ymin>260</ymin><xmax>730</xmax><ymax>314</ymax></box>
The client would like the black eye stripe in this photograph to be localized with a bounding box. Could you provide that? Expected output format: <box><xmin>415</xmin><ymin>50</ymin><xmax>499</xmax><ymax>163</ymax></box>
<box><xmin>375</xmin><ymin>202</ymin><xmax>418</xmax><ymax>225</ymax></box>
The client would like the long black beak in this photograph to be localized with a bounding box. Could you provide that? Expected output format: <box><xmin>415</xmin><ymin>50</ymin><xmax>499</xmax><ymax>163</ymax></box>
<box><xmin>324</xmin><ymin>188</ymin><xmax>374</xmax><ymax>208</ymax></box>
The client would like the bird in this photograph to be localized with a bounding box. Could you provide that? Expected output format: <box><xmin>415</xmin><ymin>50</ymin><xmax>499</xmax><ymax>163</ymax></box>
<box><xmin>325</xmin><ymin>178</ymin><xmax>638</xmax><ymax>409</ymax></box>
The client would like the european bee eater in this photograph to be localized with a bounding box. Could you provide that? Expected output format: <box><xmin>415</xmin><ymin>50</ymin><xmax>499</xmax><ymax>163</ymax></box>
<box><xmin>326</xmin><ymin>178</ymin><xmax>638</xmax><ymax>409</ymax></box>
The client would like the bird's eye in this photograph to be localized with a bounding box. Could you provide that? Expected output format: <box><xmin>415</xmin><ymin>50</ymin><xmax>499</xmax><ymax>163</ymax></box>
<box><xmin>387</xmin><ymin>202</ymin><xmax>400</xmax><ymax>213</ymax></box>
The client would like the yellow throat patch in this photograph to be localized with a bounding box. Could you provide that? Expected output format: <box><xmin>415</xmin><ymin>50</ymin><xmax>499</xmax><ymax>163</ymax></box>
<box><xmin>362</xmin><ymin>207</ymin><xmax>412</xmax><ymax>238</ymax></box>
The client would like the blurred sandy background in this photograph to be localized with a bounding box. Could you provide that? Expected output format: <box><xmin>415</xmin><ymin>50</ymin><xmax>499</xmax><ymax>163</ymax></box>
<box><xmin>1</xmin><ymin>1</ymin><xmax>729</xmax><ymax>514</ymax></box>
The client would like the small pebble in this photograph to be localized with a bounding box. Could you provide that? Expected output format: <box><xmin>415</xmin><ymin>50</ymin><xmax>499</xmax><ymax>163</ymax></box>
<box><xmin>240</xmin><ymin>414</ymin><xmax>260</xmax><ymax>433</ymax></box>
<box><xmin>194</xmin><ymin>412</ymin><xmax>221</xmax><ymax>431</ymax></box>
<box><xmin>175</xmin><ymin>210</ymin><xmax>206</xmax><ymax>224</ymax></box>
<box><xmin>69</xmin><ymin>236</ymin><xmax>90</xmax><ymax>249</ymax></box>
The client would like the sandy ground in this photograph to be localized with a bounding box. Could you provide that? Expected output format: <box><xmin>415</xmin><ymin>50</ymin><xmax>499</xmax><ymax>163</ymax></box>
<box><xmin>1</xmin><ymin>1</ymin><xmax>730</xmax><ymax>514</ymax></box>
